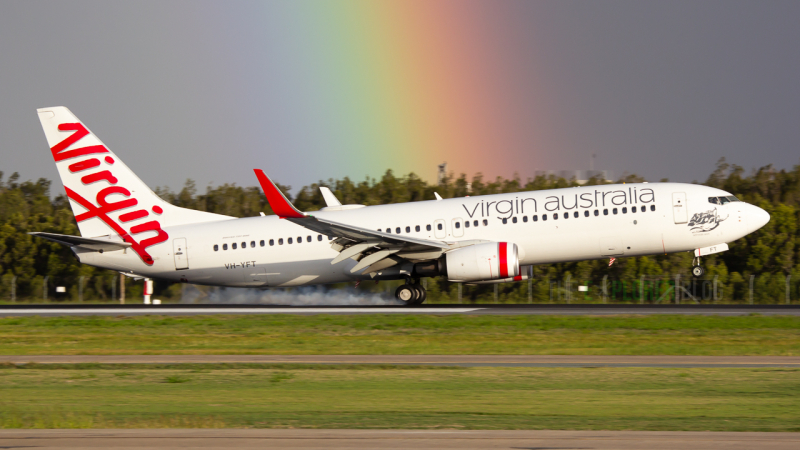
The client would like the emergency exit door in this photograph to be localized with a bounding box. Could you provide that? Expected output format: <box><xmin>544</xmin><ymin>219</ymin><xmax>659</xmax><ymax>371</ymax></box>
<box><xmin>173</xmin><ymin>238</ymin><xmax>189</xmax><ymax>270</ymax></box>
<box><xmin>672</xmin><ymin>192</ymin><xmax>688</xmax><ymax>224</ymax></box>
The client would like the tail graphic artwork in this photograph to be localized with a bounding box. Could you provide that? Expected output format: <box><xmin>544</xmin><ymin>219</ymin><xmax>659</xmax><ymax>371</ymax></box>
<box><xmin>38</xmin><ymin>107</ymin><xmax>232</xmax><ymax>265</ymax></box>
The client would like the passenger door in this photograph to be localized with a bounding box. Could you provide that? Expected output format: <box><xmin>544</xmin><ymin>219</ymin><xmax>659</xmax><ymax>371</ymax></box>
<box><xmin>173</xmin><ymin>238</ymin><xmax>189</xmax><ymax>270</ymax></box>
<box><xmin>452</xmin><ymin>218</ymin><xmax>464</xmax><ymax>237</ymax></box>
<box><xmin>672</xmin><ymin>192</ymin><xmax>688</xmax><ymax>224</ymax></box>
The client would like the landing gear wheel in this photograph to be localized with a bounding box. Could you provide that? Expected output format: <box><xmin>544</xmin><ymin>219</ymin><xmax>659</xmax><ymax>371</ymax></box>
<box><xmin>395</xmin><ymin>285</ymin><xmax>416</xmax><ymax>304</ymax></box>
<box><xmin>410</xmin><ymin>284</ymin><xmax>427</xmax><ymax>305</ymax></box>
<box><xmin>692</xmin><ymin>265</ymin><xmax>705</xmax><ymax>278</ymax></box>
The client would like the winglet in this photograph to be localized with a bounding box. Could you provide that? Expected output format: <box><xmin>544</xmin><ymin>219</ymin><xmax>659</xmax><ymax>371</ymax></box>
<box><xmin>434</xmin><ymin>192</ymin><xmax>443</xmax><ymax>201</ymax></box>
<box><xmin>253</xmin><ymin>169</ymin><xmax>306</xmax><ymax>219</ymax></box>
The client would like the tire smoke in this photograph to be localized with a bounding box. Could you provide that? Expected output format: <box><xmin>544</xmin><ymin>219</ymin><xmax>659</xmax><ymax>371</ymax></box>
<box><xmin>179</xmin><ymin>284</ymin><xmax>403</xmax><ymax>306</ymax></box>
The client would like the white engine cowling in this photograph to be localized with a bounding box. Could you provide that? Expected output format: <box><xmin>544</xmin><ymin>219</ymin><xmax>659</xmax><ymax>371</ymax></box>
<box><xmin>444</xmin><ymin>242</ymin><xmax>520</xmax><ymax>282</ymax></box>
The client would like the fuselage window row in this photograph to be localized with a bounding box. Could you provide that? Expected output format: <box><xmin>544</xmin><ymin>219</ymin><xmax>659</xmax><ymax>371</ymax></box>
<box><xmin>215</xmin><ymin>234</ymin><xmax>333</xmax><ymax>250</ymax></box>
<box><xmin>498</xmin><ymin>205</ymin><xmax>657</xmax><ymax>225</ymax></box>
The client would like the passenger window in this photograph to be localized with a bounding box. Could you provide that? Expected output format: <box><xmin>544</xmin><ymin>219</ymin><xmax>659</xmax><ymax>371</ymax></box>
<box><xmin>214</xmin><ymin>244</ymin><xmax>219</xmax><ymax>251</ymax></box>
<box><xmin>415</xmin><ymin>225</ymin><xmax>420</xmax><ymax>232</ymax></box>
<box><xmin>483</xmin><ymin>219</ymin><xmax>488</xmax><ymax>226</ymax></box>
<box><xmin>465</xmin><ymin>221</ymin><xmax>470</xmax><ymax>228</ymax></box>
<box><xmin>426</xmin><ymin>224</ymin><xmax>432</xmax><ymax>231</ymax></box>
<box><xmin>512</xmin><ymin>217</ymin><xmax>517</xmax><ymax>224</ymax></box>
<box><xmin>306</xmin><ymin>236</ymin><xmax>310</xmax><ymax>242</ymax></box>
<box><xmin>553</xmin><ymin>213</ymin><xmax>559</xmax><ymax>220</ymax></box>
<box><xmin>241</xmin><ymin>241</ymin><xmax>246</xmax><ymax>248</ymax></box>
<box><xmin>288</xmin><ymin>238</ymin><xmax>293</xmax><ymax>244</ymax></box>
<box><xmin>632</xmin><ymin>206</ymin><xmax>637</xmax><ymax>213</ymax></box>
<box><xmin>296</xmin><ymin>236</ymin><xmax>301</xmax><ymax>244</ymax></box>
<box><xmin>650</xmin><ymin>205</ymin><xmax>656</xmax><ymax>211</ymax></box>
<box><xmin>329</xmin><ymin>236</ymin><xmax>333</xmax><ymax>240</ymax></box>
<box><xmin>260</xmin><ymin>240</ymin><xmax>265</xmax><ymax>247</ymax></box>
<box><xmin>473</xmin><ymin>220</ymin><xmax>479</xmax><ymax>227</ymax></box>
<box><xmin>386</xmin><ymin>228</ymin><xmax>391</xmax><ymax>234</ymax></box>
<box><xmin>594</xmin><ymin>210</ymin><xmax>599</xmax><ymax>216</ymax></box>
<box><xmin>251</xmin><ymin>241</ymin><xmax>256</xmax><ymax>248</ymax></box>
<box><xmin>232</xmin><ymin>243</ymin><xmax>237</xmax><ymax>250</ymax></box>
<box><xmin>584</xmin><ymin>210</ymin><xmax>589</xmax><ymax>217</ymax></box>
<box><xmin>574</xmin><ymin>211</ymin><xmax>579</xmax><ymax>218</ymax></box>
<box><xmin>377</xmin><ymin>229</ymin><xmax>381</xmax><ymax>232</ymax></box>
<box><xmin>270</xmin><ymin>239</ymin><xmax>275</xmax><ymax>246</ymax></box>
<box><xmin>455</xmin><ymin>221</ymin><xmax>461</xmax><ymax>228</ymax></box>
<box><xmin>405</xmin><ymin>226</ymin><xmax>411</xmax><ymax>233</ymax></box>
<box><xmin>318</xmin><ymin>235</ymin><xmax>323</xmax><ymax>241</ymax></box>
<box><xmin>543</xmin><ymin>214</ymin><xmax>548</xmax><ymax>221</ymax></box>
<box><xmin>563</xmin><ymin>212</ymin><xmax>568</xmax><ymax>219</ymax></box>
<box><xmin>223</xmin><ymin>243</ymin><xmax>228</xmax><ymax>250</ymax></box>
<box><xmin>622</xmin><ymin>207</ymin><xmax>627</xmax><ymax>214</ymax></box>
<box><xmin>613</xmin><ymin>208</ymin><xmax>618</xmax><ymax>215</ymax></box>
<box><xmin>502</xmin><ymin>218</ymin><xmax>508</xmax><ymax>224</ymax></box>
<box><xmin>603</xmin><ymin>209</ymin><xmax>608</xmax><ymax>215</ymax></box>
<box><xmin>523</xmin><ymin>216</ymin><xmax>528</xmax><ymax>223</ymax></box>
<box><xmin>533</xmin><ymin>215</ymin><xmax>538</xmax><ymax>222</ymax></box>
<box><xmin>437</xmin><ymin>223</ymin><xmax>443</xmax><ymax>230</ymax></box>
<box><xmin>278</xmin><ymin>238</ymin><xmax>283</xmax><ymax>245</ymax></box>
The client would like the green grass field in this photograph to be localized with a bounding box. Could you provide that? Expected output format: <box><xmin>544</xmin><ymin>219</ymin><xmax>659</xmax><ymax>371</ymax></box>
<box><xmin>1</xmin><ymin>314</ymin><xmax>799</xmax><ymax>356</ymax></box>
<box><xmin>1</xmin><ymin>364</ymin><xmax>798</xmax><ymax>431</ymax></box>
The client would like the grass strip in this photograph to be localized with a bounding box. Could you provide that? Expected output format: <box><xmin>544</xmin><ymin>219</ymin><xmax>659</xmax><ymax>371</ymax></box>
<box><xmin>1</xmin><ymin>365</ymin><xmax>798</xmax><ymax>431</ymax></box>
<box><xmin>1</xmin><ymin>314</ymin><xmax>799</xmax><ymax>356</ymax></box>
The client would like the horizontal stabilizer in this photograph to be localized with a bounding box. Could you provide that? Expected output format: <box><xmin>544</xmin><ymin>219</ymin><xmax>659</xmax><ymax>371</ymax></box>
<box><xmin>29</xmin><ymin>232</ymin><xmax>131</xmax><ymax>252</ymax></box>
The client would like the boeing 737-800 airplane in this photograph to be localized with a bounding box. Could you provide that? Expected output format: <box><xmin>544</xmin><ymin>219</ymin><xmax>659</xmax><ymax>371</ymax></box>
<box><xmin>31</xmin><ymin>107</ymin><xmax>770</xmax><ymax>304</ymax></box>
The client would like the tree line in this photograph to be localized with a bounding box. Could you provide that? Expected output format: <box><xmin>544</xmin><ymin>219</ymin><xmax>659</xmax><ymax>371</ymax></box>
<box><xmin>0</xmin><ymin>158</ymin><xmax>797</xmax><ymax>303</ymax></box>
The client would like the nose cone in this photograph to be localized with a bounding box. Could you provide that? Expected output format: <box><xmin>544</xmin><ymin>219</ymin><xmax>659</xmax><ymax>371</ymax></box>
<box><xmin>750</xmin><ymin>205</ymin><xmax>770</xmax><ymax>231</ymax></box>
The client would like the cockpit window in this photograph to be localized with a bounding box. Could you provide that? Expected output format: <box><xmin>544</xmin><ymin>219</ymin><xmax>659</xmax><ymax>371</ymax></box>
<box><xmin>709</xmin><ymin>195</ymin><xmax>741</xmax><ymax>205</ymax></box>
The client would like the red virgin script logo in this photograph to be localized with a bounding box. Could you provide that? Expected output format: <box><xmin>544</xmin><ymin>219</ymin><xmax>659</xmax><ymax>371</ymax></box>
<box><xmin>52</xmin><ymin>123</ymin><xmax>168</xmax><ymax>265</ymax></box>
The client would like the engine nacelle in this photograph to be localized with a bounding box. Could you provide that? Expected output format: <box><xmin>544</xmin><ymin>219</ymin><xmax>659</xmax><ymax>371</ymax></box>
<box><xmin>442</xmin><ymin>242</ymin><xmax>520</xmax><ymax>282</ymax></box>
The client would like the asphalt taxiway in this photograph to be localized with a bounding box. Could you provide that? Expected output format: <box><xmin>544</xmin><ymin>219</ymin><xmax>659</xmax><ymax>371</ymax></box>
<box><xmin>1</xmin><ymin>429</ymin><xmax>797</xmax><ymax>450</ymax></box>
<box><xmin>1</xmin><ymin>304</ymin><xmax>799</xmax><ymax>316</ymax></box>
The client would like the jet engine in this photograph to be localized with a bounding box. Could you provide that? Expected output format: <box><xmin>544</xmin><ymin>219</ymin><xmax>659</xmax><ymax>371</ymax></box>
<box><xmin>439</xmin><ymin>242</ymin><xmax>520</xmax><ymax>282</ymax></box>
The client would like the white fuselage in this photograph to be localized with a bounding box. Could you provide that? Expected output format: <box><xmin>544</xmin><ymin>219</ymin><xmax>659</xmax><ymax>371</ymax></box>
<box><xmin>74</xmin><ymin>182</ymin><xmax>769</xmax><ymax>288</ymax></box>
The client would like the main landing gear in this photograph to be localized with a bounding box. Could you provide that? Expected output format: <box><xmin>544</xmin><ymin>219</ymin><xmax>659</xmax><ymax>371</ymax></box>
<box><xmin>691</xmin><ymin>256</ymin><xmax>705</xmax><ymax>278</ymax></box>
<box><xmin>395</xmin><ymin>278</ymin><xmax>427</xmax><ymax>305</ymax></box>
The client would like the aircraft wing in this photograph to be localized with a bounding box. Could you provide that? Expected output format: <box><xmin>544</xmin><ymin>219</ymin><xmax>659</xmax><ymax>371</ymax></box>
<box><xmin>254</xmin><ymin>170</ymin><xmax>449</xmax><ymax>273</ymax></box>
<box><xmin>29</xmin><ymin>232</ymin><xmax>131</xmax><ymax>252</ymax></box>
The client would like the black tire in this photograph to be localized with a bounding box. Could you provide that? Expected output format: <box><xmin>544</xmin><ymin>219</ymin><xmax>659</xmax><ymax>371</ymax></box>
<box><xmin>410</xmin><ymin>284</ymin><xmax>427</xmax><ymax>305</ymax></box>
<box><xmin>692</xmin><ymin>265</ymin><xmax>705</xmax><ymax>278</ymax></box>
<box><xmin>395</xmin><ymin>285</ymin><xmax>416</xmax><ymax>304</ymax></box>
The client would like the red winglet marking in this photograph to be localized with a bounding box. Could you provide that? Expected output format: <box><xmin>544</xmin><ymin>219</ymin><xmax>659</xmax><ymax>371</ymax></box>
<box><xmin>498</xmin><ymin>242</ymin><xmax>508</xmax><ymax>278</ymax></box>
<box><xmin>253</xmin><ymin>169</ymin><xmax>305</xmax><ymax>219</ymax></box>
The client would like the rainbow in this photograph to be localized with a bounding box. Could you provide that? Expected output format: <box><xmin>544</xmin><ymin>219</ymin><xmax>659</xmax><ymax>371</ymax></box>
<box><xmin>216</xmin><ymin>1</ymin><xmax>547</xmax><ymax>183</ymax></box>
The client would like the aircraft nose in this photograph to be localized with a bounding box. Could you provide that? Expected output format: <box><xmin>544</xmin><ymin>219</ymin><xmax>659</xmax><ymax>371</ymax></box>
<box><xmin>750</xmin><ymin>205</ymin><xmax>770</xmax><ymax>231</ymax></box>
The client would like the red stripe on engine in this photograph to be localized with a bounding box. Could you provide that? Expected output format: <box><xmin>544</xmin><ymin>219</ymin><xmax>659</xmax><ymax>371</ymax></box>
<box><xmin>499</xmin><ymin>242</ymin><xmax>508</xmax><ymax>278</ymax></box>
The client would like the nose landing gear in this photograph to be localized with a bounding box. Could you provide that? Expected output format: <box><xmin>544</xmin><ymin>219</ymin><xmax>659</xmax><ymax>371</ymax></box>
<box><xmin>691</xmin><ymin>256</ymin><xmax>705</xmax><ymax>278</ymax></box>
<box><xmin>395</xmin><ymin>278</ymin><xmax>427</xmax><ymax>305</ymax></box>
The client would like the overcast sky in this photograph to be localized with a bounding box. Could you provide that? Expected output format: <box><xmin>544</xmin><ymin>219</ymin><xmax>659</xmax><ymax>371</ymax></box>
<box><xmin>1</xmin><ymin>1</ymin><xmax>798</xmax><ymax>196</ymax></box>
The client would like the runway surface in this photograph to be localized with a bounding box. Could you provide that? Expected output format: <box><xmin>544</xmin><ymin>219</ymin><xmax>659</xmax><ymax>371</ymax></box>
<box><xmin>4</xmin><ymin>355</ymin><xmax>799</xmax><ymax>368</ymax></box>
<box><xmin>1</xmin><ymin>429</ymin><xmax>798</xmax><ymax>449</ymax></box>
<box><xmin>1</xmin><ymin>304</ymin><xmax>799</xmax><ymax>316</ymax></box>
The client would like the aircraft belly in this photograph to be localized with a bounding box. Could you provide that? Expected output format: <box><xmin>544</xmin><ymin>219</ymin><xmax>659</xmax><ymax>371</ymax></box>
<box><xmin>264</xmin><ymin>259</ymin><xmax>352</xmax><ymax>286</ymax></box>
